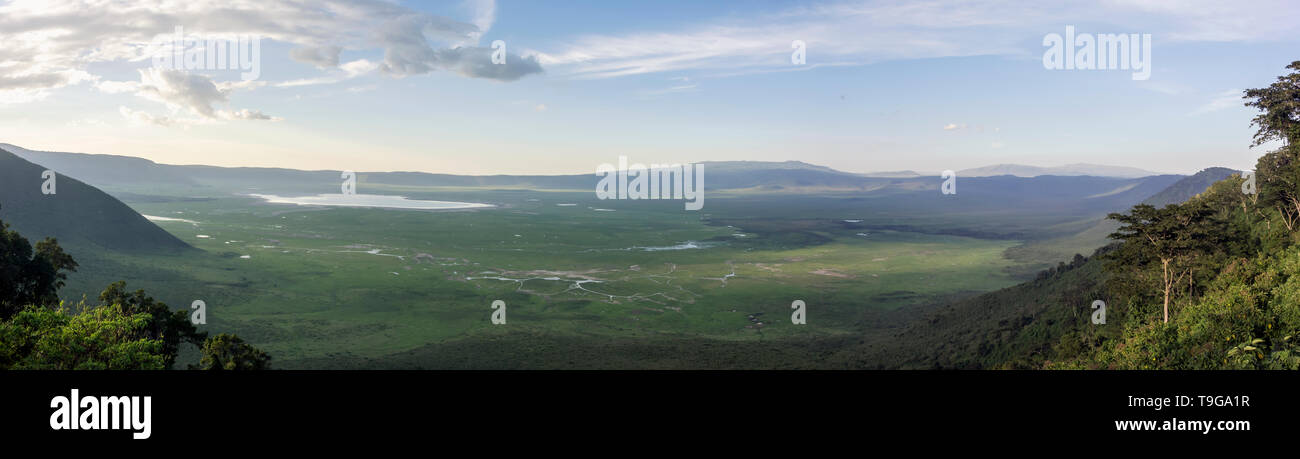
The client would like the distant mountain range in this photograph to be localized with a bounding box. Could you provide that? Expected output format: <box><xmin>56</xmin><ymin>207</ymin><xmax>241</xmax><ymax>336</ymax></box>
<box><xmin>858</xmin><ymin>170</ymin><xmax>923</xmax><ymax>178</ymax></box>
<box><xmin>0</xmin><ymin>143</ymin><xmax>198</xmax><ymax>187</ymax></box>
<box><xmin>1</xmin><ymin>143</ymin><xmax>1174</xmax><ymax>197</ymax></box>
<box><xmin>0</xmin><ymin>142</ymin><xmax>1207</xmax><ymax>248</ymax></box>
<box><xmin>0</xmin><ymin>141</ymin><xmax>1216</xmax><ymax>256</ymax></box>
<box><xmin>956</xmin><ymin>163</ymin><xmax>1163</xmax><ymax>178</ymax></box>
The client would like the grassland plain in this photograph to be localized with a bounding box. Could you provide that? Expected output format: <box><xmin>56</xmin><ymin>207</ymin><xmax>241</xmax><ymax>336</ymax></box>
<box><xmin>55</xmin><ymin>186</ymin><xmax>1036</xmax><ymax>369</ymax></box>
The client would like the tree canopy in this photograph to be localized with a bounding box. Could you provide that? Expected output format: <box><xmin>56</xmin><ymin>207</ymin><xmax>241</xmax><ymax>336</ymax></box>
<box><xmin>1052</xmin><ymin>61</ymin><xmax>1300</xmax><ymax>369</ymax></box>
<box><xmin>0</xmin><ymin>211</ymin><xmax>270</xmax><ymax>370</ymax></box>
<box><xmin>0</xmin><ymin>205</ymin><xmax>78</xmax><ymax>321</ymax></box>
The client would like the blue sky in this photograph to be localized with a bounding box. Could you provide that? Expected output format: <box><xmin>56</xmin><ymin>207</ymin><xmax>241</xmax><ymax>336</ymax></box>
<box><xmin>1</xmin><ymin>0</ymin><xmax>1297</xmax><ymax>175</ymax></box>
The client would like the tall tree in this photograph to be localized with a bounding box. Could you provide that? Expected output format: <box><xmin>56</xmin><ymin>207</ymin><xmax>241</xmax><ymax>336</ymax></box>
<box><xmin>99</xmin><ymin>281</ymin><xmax>207</xmax><ymax>369</ymax></box>
<box><xmin>1106</xmin><ymin>203</ymin><xmax>1218</xmax><ymax>323</ymax></box>
<box><xmin>1245</xmin><ymin>61</ymin><xmax>1300</xmax><ymax>148</ymax></box>
<box><xmin>0</xmin><ymin>208</ymin><xmax>78</xmax><ymax>320</ymax></box>
<box><xmin>1246</xmin><ymin>61</ymin><xmax>1300</xmax><ymax>231</ymax></box>
<box><xmin>195</xmin><ymin>333</ymin><xmax>272</xmax><ymax>370</ymax></box>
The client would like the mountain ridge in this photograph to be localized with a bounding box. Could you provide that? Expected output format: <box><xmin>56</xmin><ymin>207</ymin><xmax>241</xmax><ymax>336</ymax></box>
<box><xmin>1141</xmin><ymin>167</ymin><xmax>1241</xmax><ymax>207</ymax></box>
<box><xmin>957</xmin><ymin>163</ymin><xmax>1163</xmax><ymax>178</ymax></box>
<box><xmin>0</xmin><ymin>147</ymin><xmax>192</xmax><ymax>254</ymax></box>
<box><xmin>4</xmin><ymin>143</ymin><xmax>1171</xmax><ymax>185</ymax></box>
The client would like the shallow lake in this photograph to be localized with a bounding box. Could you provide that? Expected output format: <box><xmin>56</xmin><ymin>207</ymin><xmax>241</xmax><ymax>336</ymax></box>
<box><xmin>249</xmin><ymin>193</ymin><xmax>492</xmax><ymax>210</ymax></box>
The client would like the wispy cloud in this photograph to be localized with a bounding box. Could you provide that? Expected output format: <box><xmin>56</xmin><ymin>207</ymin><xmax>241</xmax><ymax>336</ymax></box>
<box><xmin>469</xmin><ymin>0</ymin><xmax>498</xmax><ymax>42</ymax></box>
<box><xmin>1189</xmin><ymin>89</ymin><xmax>1243</xmax><ymax>116</ymax></box>
<box><xmin>275</xmin><ymin>59</ymin><xmax>381</xmax><ymax>88</ymax></box>
<box><xmin>535</xmin><ymin>0</ymin><xmax>1300</xmax><ymax>80</ymax></box>
<box><xmin>0</xmin><ymin>0</ymin><xmax>536</xmax><ymax>108</ymax></box>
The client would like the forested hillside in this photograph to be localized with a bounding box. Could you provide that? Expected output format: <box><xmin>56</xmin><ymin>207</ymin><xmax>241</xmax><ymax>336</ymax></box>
<box><xmin>906</xmin><ymin>61</ymin><xmax>1300</xmax><ymax>370</ymax></box>
<box><xmin>1142</xmin><ymin>167</ymin><xmax>1240</xmax><ymax>207</ymax></box>
<box><xmin>0</xmin><ymin>213</ymin><xmax>269</xmax><ymax>370</ymax></box>
<box><xmin>1053</xmin><ymin>61</ymin><xmax>1300</xmax><ymax>369</ymax></box>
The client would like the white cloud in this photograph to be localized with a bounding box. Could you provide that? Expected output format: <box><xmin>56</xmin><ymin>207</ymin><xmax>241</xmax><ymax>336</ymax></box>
<box><xmin>0</xmin><ymin>69</ymin><xmax>95</xmax><ymax>104</ymax></box>
<box><xmin>1100</xmin><ymin>0</ymin><xmax>1300</xmax><ymax>42</ymax></box>
<box><xmin>341</xmin><ymin>59</ymin><xmax>380</xmax><ymax>76</ymax></box>
<box><xmin>1190</xmin><ymin>89</ymin><xmax>1243</xmax><ymax>116</ymax></box>
<box><xmin>120</xmin><ymin>106</ymin><xmax>179</xmax><ymax>127</ymax></box>
<box><xmin>0</xmin><ymin>0</ymin><xmax>537</xmax><ymax>106</ymax></box>
<box><xmin>469</xmin><ymin>0</ymin><xmax>498</xmax><ymax>42</ymax></box>
<box><xmin>0</xmin><ymin>73</ymin><xmax>68</xmax><ymax>90</ymax></box>
<box><xmin>943</xmin><ymin>123</ymin><xmax>966</xmax><ymax>131</ymax></box>
<box><xmin>1</xmin><ymin>0</ymin><xmax>1295</xmax><ymax>106</ymax></box>
<box><xmin>95</xmin><ymin>80</ymin><xmax>141</xmax><ymax>94</ymax></box>
<box><xmin>219</xmin><ymin>109</ymin><xmax>282</xmax><ymax>121</ymax></box>
<box><xmin>534</xmin><ymin>1</ymin><xmax>1036</xmax><ymax>79</ymax></box>
<box><xmin>136</xmin><ymin>68</ymin><xmax>228</xmax><ymax>118</ymax></box>
<box><xmin>374</xmin><ymin>19</ymin><xmax>542</xmax><ymax>81</ymax></box>
<box><xmin>290</xmin><ymin>45</ymin><xmax>343</xmax><ymax>69</ymax></box>
<box><xmin>0</xmin><ymin>88</ymin><xmax>51</xmax><ymax>104</ymax></box>
<box><xmin>276</xmin><ymin>59</ymin><xmax>380</xmax><ymax>88</ymax></box>
<box><xmin>535</xmin><ymin>0</ymin><xmax>1300</xmax><ymax>80</ymax></box>
<box><xmin>106</xmin><ymin>68</ymin><xmax>277</xmax><ymax>124</ymax></box>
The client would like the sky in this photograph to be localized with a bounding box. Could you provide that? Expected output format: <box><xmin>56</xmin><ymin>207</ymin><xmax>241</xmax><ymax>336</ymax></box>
<box><xmin>1</xmin><ymin>0</ymin><xmax>1298</xmax><ymax>176</ymax></box>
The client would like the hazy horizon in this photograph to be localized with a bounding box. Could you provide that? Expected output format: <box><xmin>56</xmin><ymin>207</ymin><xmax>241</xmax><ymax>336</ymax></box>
<box><xmin>3</xmin><ymin>141</ymin><xmax>1194</xmax><ymax>177</ymax></box>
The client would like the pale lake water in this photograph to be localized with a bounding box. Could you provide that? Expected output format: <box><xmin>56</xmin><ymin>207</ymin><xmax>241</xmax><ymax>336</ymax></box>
<box><xmin>143</xmin><ymin>215</ymin><xmax>199</xmax><ymax>224</ymax></box>
<box><xmin>249</xmin><ymin>193</ymin><xmax>492</xmax><ymax>210</ymax></box>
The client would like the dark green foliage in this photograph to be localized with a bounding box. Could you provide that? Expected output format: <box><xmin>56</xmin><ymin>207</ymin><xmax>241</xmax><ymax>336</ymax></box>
<box><xmin>1048</xmin><ymin>61</ymin><xmax>1300</xmax><ymax>369</ymax></box>
<box><xmin>0</xmin><ymin>304</ymin><xmax>167</xmax><ymax>370</ymax></box>
<box><xmin>874</xmin><ymin>62</ymin><xmax>1300</xmax><ymax>370</ymax></box>
<box><xmin>1244</xmin><ymin>61</ymin><xmax>1300</xmax><ymax>148</ymax></box>
<box><xmin>0</xmin><ymin>209</ymin><xmax>77</xmax><ymax>321</ymax></box>
<box><xmin>194</xmin><ymin>333</ymin><xmax>271</xmax><ymax>370</ymax></box>
<box><xmin>1104</xmin><ymin>202</ymin><xmax>1222</xmax><ymax>323</ymax></box>
<box><xmin>98</xmin><ymin>281</ymin><xmax>207</xmax><ymax>369</ymax></box>
<box><xmin>0</xmin><ymin>212</ymin><xmax>269</xmax><ymax>370</ymax></box>
<box><xmin>1246</xmin><ymin>61</ymin><xmax>1300</xmax><ymax>231</ymax></box>
<box><xmin>868</xmin><ymin>249</ymin><xmax>1110</xmax><ymax>369</ymax></box>
<box><xmin>1253</xmin><ymin>146</ymin><xmax>1300</xmax><ymax>231</ymax></box>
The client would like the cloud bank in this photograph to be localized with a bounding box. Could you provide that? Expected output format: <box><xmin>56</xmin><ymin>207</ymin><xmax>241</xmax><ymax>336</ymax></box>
<box><xmin>0</xmin><ymin>0</ymin><xmax>539</xmax><ymax>121</ymax></box>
